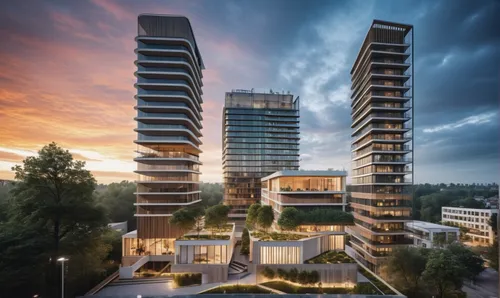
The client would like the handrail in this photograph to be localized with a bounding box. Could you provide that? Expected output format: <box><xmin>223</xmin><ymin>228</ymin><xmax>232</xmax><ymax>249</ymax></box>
<box><xmin>85</xmin><ymin>270</ymin><xmax>119</xmax><ymax>295</ymax></box>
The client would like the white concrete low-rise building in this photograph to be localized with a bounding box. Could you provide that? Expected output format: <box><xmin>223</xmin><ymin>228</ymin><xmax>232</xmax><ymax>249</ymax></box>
<box><xmin>441</xmin><ymin>206</ymin><xmax>498</xmax><ymax>245</ymax></box>
<box><xmin>405</xmin><ymin>220</ymin><xmax>459</xmax><ymax>248</ymax></box>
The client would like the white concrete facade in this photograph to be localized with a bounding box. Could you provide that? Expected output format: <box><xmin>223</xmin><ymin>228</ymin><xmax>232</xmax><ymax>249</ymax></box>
<box><xmin>405</xmin><ymin>220</ymin><xmax>459</xmax><ymax>248</ymax></box>
<box><xmin>441</xmin><ymin>207</ymin><xmax>498</xmax><ymax>245</ymax></box>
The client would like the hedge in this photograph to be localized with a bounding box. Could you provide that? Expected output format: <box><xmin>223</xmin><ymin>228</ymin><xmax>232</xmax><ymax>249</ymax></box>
<box><xmin>173</xmin><ymin>273</ymin><xmax>202</xmax><ymax>287</ymax></box>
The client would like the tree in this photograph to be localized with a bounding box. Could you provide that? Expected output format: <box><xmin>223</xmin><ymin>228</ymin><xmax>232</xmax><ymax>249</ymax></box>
<box><xmin>169</xmin><ymin>208</ymin><xmax>196</xmax><ymax>235</ymax></box>
<box><xmin>487</xmin><ymin>240</ymin><xmax>498</xmax><ymax>271</ymax></box>
<box><xmin>423</xmin><ymin>249</ymin><xmax>465</xmax><ymax>298</ymax></box>
<box><xmin>190</xmin><ymin>207</ymin><xmax>205</xmax><ymax>239</ymax></box>
<box><xmin>9</xmin><ymin>142</ymin><xmax>107</xmax><ymax>297</ymax></box>
<box><xmin>447</xmin><ymin>243</ymin><xmax>484</xmax><ymax>282</ymax></box>
<box><xmin>257</xmin><ymin>205</ymin><xmax>274</xmax><ymax>232</ymax></box>
<box><xmin>383</xmin><ymin>246</ymin><xmax>429</xmax><ymax>298</ymax></box>
<box><xmin>489</xmin><ymin>213</ymin><xmax>497</xmax><ymax>233</ymax></box>
<box><xmin>199</xmin><ymin>182</ymin><xmax>223</xmax><ymax>207</ymax></box>
<box><xmin>277</xmin><ymin>207</ymin><xmax>301</xmax><ymax>231</ymax></box>
<box><xmin>96</xmin><ymin>181</ymin><xmax>136</xmax><ymax>230</ymax></box>
<box><xmin>204</xmin><ymin>204</ymin><xmax>230</xmax><ymax>235</ymax></box>
<box><xmin>246</xmin><ymin>202</ymin><xmax>261</xmax><ymax>229</ymax></box>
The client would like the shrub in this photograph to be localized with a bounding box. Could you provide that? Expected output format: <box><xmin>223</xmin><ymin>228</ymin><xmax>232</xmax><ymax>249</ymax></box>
<box><xmin>262</xmin><ymin>281</ymin><xmax>350</xmax><ymax>294</ymax></box>
<box><xmin>201</xmin><ymin>285</ymin><xmax>272</xmax><ymax>294</ymax></box>
<box><xmin>288</xmin><ymin>268</ymin><xmax>298</xmax><ymax>282</ymax></box>
<box><xmin>353</xmin><ymin>283</ymin><xmax>380</xmax><ymax>294</ymax></box>
<box><xmin>308</xmin><ymin>270</ymin><xmax>320</xmax><ymax>285</ymax></box>
<box><xmin>262</xmin><ymin>266</ymin><xmax>275</xmax><ymax>279</ymax></box>
<box><xmin>173</xmin><ymin>273</ymin><xmax>202</xmax><ymax>287</ymax></box>
<box><xmin>297</xmin><ymin>270</ymin><xmax>308</xmax><ymax>285</ymax></box>
<box><xmin>240</xmin><ymin>228</ymin><xmax>250</xmax><ymax>255</ymax></box>
<box><xmin>277</xmin><ymin>268</ymin><xmax>288</xmax><ymax>280</ymax></box>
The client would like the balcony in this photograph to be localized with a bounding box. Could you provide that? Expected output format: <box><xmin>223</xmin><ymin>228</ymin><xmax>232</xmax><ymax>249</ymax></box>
<box><xmin>137</xmin><ymin>164</ymin><xmax>199</xmax><ymax>171</ymax></box>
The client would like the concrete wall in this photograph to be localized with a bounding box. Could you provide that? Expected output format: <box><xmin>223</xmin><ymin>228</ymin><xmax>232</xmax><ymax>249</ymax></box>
<box><xmin>255</xmin><ymin>263</ymin><xmax>358</xmax><ymax>286</ymax></box>
<box><xmin>251</xmin><ymin>233</ymin><xmax>345</xmax><ymax>265</ymax></box>
<box><xmin>171</xmin><ymin>264</ymin><xmax>229</xmax><ymax>283</ymax></box>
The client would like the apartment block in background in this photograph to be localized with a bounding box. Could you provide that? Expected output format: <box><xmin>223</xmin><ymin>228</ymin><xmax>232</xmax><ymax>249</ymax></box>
<box><xmin>222</xmin><ymin>90</ymin><xmax>300</xmax><ymax>218</ymax></box>
<box><xmin>133</xmin><ymin>14</ymin><xmax>204</xmax><ymax>241</ymax></box>
<box><xmin>347</xmin><ymin>20</ymin><xmax>414</xmax><ymax>272</ymax></box>
<box><xmin>442</xmin><ymin>206</ymin><xmax>498</xmax><ymax>245</ymax></box>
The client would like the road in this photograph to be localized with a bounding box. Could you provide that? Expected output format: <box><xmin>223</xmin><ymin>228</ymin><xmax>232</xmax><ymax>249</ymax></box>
<box><xmin>462</xmin><ymin>268</ymin><xmax>498</xmax><ymax>298</ymax></box>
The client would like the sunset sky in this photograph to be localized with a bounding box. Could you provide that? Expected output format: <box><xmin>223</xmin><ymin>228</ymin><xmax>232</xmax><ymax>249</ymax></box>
<box><xmin>0</xmin><ymin>0</ymin><xmax>498</xmax><ymax>184</ymax></box>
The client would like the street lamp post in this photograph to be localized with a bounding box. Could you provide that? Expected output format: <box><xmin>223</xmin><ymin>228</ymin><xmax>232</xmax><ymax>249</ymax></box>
<box><xmin>57</xmin><ymin>257</ymin><xmax>69</xmax><ymax>298</ymax></box>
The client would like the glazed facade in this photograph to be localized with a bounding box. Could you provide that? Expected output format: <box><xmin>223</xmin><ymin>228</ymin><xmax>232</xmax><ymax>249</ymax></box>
<box><xmin>347</xmin><ymin>20</ymin><xmax>414</xmax><ymax>272</ymax></box>
<box><xmin>134</xmin><ymin>15</ymin><xmax>204</xmax><ymax>239</ymax></box>
<box><xmin>222</xmin><ymin>91</ymin><xmax>300</xmax><ymax>217</ymax></box>
<box><xmin>261</xmin><ymin>170</ymin><xmax>347</xmax><ymax>218</ymax></box>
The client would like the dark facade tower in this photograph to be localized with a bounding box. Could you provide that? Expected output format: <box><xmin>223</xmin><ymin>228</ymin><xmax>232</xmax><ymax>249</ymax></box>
<box><xmin>222</xmin><ymin>90</ymin><xmax>300</xmax><ymax>218</ymax></box>
<box><xmin>134</xmin><ymin>15</ymin><xmax>204</xmax><ymax>239</ymax></box>
<box><xmin>348</xmin><ymin>20</ymin><xmax>414</xmax><ymax>272</ymax></box>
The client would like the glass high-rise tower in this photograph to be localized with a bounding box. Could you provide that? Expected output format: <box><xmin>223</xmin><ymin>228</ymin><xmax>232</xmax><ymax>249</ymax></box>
<box><xmin>222</xmin><ymin>90</ymin><xmax>300</xmax><ymax>217</ymax></box>
<box><xmin>348</xmin><ymin>20</ymin><xmax>414</xmax><ymax>272</ymax></box>
<box><xmin>134</xmin><ymin>15</ymin><xmax>204</xmax><ymax>240</ymax></box>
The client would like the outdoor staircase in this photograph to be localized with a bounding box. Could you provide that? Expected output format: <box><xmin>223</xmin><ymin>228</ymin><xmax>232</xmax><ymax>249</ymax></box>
<box><xmin>228</xmin><ymin>260</ymin><xmax>248</xmax><ymax>274</ymax></box>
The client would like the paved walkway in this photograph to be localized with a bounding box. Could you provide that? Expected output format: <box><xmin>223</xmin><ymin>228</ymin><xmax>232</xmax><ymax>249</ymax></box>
<box><xmin>94</xmin><ymin>272</ymin><xmax>258</xmax><ymax>297</ymax></box>
<box><xmin>462</xmin><ymin>268</ymin><xmax>498</xmax><ymax>298</ymax></box>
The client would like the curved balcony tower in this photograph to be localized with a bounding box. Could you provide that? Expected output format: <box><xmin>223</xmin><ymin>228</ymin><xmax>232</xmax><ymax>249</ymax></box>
<box><xmin>134</xmin><ymin>15</ymin><xmax>204</xmax><ymax>239</ymax></box>
<box><xmin>347</xmin><ymin>20</ymin><xmax>414</xmax><ymax>273</ymax></box>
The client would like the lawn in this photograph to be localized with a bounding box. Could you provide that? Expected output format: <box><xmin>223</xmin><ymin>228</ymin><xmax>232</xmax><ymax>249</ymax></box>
<box><xmin>178</xmin><ymin>234</ymin><xmax>230</xmax><ymax>240</ymax></box>
<box><xmin>305</xmin><ymin>251</ymin><xmax>356</xmax><ymax>264</ymax></box>
<box><xmin>261</xmin><ymin>281</ymin><xmax>350</xmax><ymax>294</ymax></box>
<box><xmin>251</xmin><ymin>231</ymin><xmax>310</xmax><ymax>241</ymax></box>
<box><xmin>201</xmin><ymin>285</ymin><xmax>274</xmax><ymax>294</ymax></box>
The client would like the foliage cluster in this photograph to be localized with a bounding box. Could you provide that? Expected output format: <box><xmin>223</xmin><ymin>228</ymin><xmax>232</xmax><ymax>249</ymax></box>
<box><xmin>201</xmin><ymin>284</ymin><xmax>272</xmax><ymax>294</ymax></box>
<box><xmin>251</xmin><ymin>231</ymin><xmax>309</xmax><ymax>241</ymax></box>
<box><xmin>169</xmin><ymin>204</ymin><xmax>230</xmax><ymax>238</ymax></box>
<box><xmin>277</xmin><ymin>207</ymin><xmax>354</xmax><ymax>231</ymax></box>
<box><xmin>240</xmin><ymin>228</ymin><xmax>250</xmax><ymax>255</ymax></box>
<box><xmin>173</xmin><ymin>273</ymin><xmax>202</xmax><ymax>287</ymax></box>
<box><xmin>0</xmin><ymin>143</ymin><xmax>121</xmax><ymax>297</ymax></box>
<box><xmin>305</xmin><ymin>251</ymin><xmax>356</xmax><ymax>264</ymax></box>
<box><xmin>246</xmin><ymin>203</ymin><xmax>274</xmax><ymax>231</ymax></box>
<box><xmin>262</xmin><ymin>267</ymin><xmax>320</xmax><ymax>286</ymax></box>
<box><xmin>383</xmin><ymin>244</ymin><xmax>484</xmax><ymax>298</ymax></box>
<box><xmin>413</xmin><ymin>183</ymin><xmax>497</xmax><ymax>222</ymax></box>
<box><xmin>262</xmin><ymin>281</ymin><xmax>349</xmax><ymax>294</ymax></box>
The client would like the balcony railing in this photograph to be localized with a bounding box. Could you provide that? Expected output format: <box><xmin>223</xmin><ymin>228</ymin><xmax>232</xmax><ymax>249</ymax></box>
<box><xmin>137</xmin><ymin>164</ymin><xmax>199</xmax><ymax>171</ymax></box>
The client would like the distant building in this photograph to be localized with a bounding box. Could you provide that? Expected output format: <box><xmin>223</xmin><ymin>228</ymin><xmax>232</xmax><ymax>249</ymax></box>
<box><xmin>108</xmin><ymin>221</ymin><xmax>128</xmax><ymax>235</ymax></box>
<box><xmin>222</xmin><ymin>90</ymin><xmax>300</xmax><ymax>218</ymax></box>
<box><xmin>442</xmin><ymin>207</ymin><xmax>498</xmax><ymax>245</ymax></box>
<box><xmin>405</xmin><ymin>221</ymin><xmax>459</xmax><ymax>248</ymax></box>
<box><xmin>0</xmin><ymin>179</ymin><xmax>12</xmax><ymax>186</ymax></box>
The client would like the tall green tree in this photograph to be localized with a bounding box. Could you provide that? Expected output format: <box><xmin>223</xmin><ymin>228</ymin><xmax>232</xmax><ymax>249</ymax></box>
<box><xmin>447</xmin><ymin>243</ymin><xmax>484</xmax><ymax>281</ymax></box>
<box><xmin>169</xmin><ymin>208</ymin><xmax>196</xmax><ymax>235</ymax></box>
<box><xmin>277</xmin><ymin>207</ymin><xmax>301</xmax><ymax>231</ymax></box>
<box><xmin>383</xmin><ymin>246</ymin><xmax>429</xmax><ymax>298</ymax></box>
<box><xmin>257</xmin><ymin>205</ymin><xmax>274</xmax><ymax>232</ymax></box>
<box><xmin>204</xmin><ymin>204</ymin><xmax>230</xmax><ymax>235</ymax></box>
<box><xmin>7</xmin><ymin>142</ymin><xmax>108</xmax><ymax>297</ymax></box>
<box><xmin>423</xmin><ymin>249</ymin><xmax>465</xmax><ymax>298</ymax></box>
<box><xmin>246</xmin><ymin>202</ymin><xmax>261</xmax><ymax>229</ymax></box>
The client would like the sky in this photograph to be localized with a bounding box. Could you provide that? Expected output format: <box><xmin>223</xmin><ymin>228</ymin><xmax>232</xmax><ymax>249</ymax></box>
<box><xmin>0</xmin><ymin>0</ymin><xmax>498</xmax><ymax>184</ymax></box>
